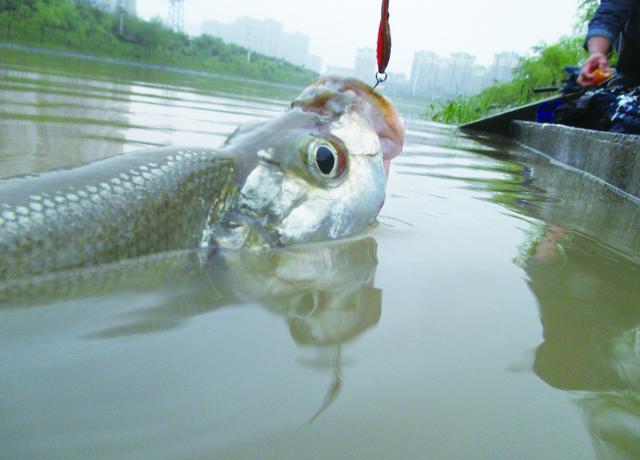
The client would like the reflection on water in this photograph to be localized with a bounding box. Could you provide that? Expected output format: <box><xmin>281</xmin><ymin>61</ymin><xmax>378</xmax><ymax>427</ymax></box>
<box><xmin>1</xmin><ymin>237</ymin><xmax>380</xmax><ymax>425</ymax></box>
<box><xmin>0</xmin><ymin>66</ymin><xmax>130</xmax><ymax>176</ymax></box>
<box><xmin>526</xmin><ymin>231</ymin><xmax>640</xmax><ymax>460</ymax></box>
<box><xmin>0</xmin><ymin>46</ymin><xmax>291</xmax><ymax>179</ymax></box>
<box><xmin>400</xmin><ymin>126</ymin><xmax>640</xmax><ymax>458</ymax></box>
<box><xmin>465</xmin><ymin>133</ymin><xmax>640</xmax><ymax>460</ymax></box>
<box><xmin>3</xmin><ymin>47</ymin><xmax>640</xmax><ymax>460</ymax></box>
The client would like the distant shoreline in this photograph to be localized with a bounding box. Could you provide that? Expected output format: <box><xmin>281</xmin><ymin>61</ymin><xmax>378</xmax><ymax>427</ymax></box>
<box><xmin>0</xmin><ymin>42</ymin><xmax>307</xmax><ymax>91</ymax></box>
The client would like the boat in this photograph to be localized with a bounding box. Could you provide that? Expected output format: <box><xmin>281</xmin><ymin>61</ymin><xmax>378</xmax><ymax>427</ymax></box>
<box><xmin>459</xmin><ymin>95</ymin><xmax>640</xmax><ymax>200</ymax></box>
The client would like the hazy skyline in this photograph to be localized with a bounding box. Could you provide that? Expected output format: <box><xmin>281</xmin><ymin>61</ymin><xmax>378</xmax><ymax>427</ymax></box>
<box><xmin>137</xmin><ymin>0</ymin><xmax>581</xmax><ymax>74</ymax></box>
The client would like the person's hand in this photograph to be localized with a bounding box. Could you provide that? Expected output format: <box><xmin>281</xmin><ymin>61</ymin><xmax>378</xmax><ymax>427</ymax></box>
<box><xmin>578</xmin><ymin>52</ymin><xmax>611</xmax><ymax>87</ymax></box>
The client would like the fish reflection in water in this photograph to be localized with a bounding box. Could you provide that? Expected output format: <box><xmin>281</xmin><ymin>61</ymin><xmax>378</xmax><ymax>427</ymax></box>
<box><xmin>0</xmin><ymin>236</ymin><xmax>381</xmax><ymax>421</ymax></box>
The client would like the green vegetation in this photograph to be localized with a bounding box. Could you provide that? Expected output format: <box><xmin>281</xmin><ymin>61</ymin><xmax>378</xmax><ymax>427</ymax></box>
<box><xmin>427</xmin><ymin>0</ymin><xmax>600</xmax><ymax>124</ymax></box>
<box><xmin>0</xmin><ymin>0</ymin><xmax>317</xmax><ymax>85</ymax></box>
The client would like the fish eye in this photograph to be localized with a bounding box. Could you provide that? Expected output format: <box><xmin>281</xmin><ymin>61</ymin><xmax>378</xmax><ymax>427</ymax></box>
<box><xmin>307</xmin><ymin>139</ymin><xmax>346</xmax><ymax>180</ymax></box>
<box><xmin>315</xmin><ymin>145</ymin><xmax>336</xmax><ymax>175</ymax></box>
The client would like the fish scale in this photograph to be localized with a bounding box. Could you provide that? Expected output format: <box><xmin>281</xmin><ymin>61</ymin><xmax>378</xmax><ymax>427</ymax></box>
<box><xmin>0</xmin><ymin>148</ymin><xmax>236</xmax><ymax>281</ymax></box>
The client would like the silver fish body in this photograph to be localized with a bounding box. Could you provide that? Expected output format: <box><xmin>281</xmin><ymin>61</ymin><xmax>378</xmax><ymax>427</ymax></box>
<box><xmin>0</xmin><ymin>77</ymin><xmax>404</xmax><ymax>281</ymax></box>
<box><xmin>0</xmin><ymin>148</ymin><xmax>236</xmax><ymax>281</ymax></box>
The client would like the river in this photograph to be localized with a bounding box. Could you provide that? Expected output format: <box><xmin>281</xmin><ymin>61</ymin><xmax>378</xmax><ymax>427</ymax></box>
<box><xmin>1</xmin><ymin>46</ymin><xmax>639</xmax><ymax>460</ymax></box>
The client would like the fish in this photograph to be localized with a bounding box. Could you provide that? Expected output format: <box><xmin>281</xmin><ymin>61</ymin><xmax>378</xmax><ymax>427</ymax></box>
<box><xmin>0</xmin><ymin>77</ymin><xmax>404</xmax><ymax>282</ymax></box>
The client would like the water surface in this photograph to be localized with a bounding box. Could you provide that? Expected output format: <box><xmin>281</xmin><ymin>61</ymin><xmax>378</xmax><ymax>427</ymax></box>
<box><xmin>1</xmin><ymin>47</ymin><xmax>639</xmax><ymax>460</ymax></box>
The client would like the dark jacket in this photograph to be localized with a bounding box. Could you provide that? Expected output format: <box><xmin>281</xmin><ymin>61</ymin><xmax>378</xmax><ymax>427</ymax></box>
<box><xmin>586</xmin><ymin>0</ymin><xmax>639</xmax><ymax>47</ymax></box>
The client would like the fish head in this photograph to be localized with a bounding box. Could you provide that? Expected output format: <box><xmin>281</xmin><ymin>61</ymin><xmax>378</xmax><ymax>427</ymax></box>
<box><xmin>222</xmin><ymin>77</ymin><xmax>404</xmax><ymax>247</ymax></box>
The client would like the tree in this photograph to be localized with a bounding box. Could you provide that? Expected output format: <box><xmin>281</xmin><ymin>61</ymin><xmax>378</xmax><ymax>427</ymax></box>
<box><xmin>517</xmin><ymin>37</ymin><xmax>585</xmax><ymax>88</ymax></box>
<box><xmin>33</xmin><ymin>0</ymin><xmax>60</xmax><ymax>42</ymax></box>
<box><xmin>31</xmin><ymin>0</ymin><xmax>78</xmax><ymax>43</ymax></box>
<box><xmin>0</xmin><ymin>0</ymin><xmax>36</xmax><ymax>36</ymax></box>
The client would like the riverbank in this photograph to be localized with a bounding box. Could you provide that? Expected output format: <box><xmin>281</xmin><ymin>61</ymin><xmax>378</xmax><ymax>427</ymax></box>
<box><xmin>0</xmin><ymin>0</ymin><xmax>316</xmax><ymax>86</ymax></box>
<box><xmin>0</xmin><ymin>42</ymin><xmax>307</xmax><ymax>91</ymax></box>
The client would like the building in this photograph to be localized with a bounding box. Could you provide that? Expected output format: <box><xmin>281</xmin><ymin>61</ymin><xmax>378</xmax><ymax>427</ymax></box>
<box><xmin>77</xmin><ymin>0</ymin><xmax>136</xmax><ymax>16</ymax></box>
<box><xmin>410</xmin><ymin>49</ymin><xmax>518</xmax><ymax>97</ymax></box>
<box><xmin>305</xmin><ymin>54</ymin><xmax>322</xmax><ymax>73</ymax></box>
<box><xmin>446</xmin><ymin>52</ymin><xmax>476</xmax><ymax>95</ymax></box>
<box><xmin>410</xmin><ymin>51</ymin><xmax>439</xmax><ymax>96</ymax></box>
<box><xmin>382</xmin><ymin>72</ymin><xmax>412</xmax><ymax>97</ymax></box>
<box><xmin>468</xmin><ymin>65</ymin><xmax>488</xmax><ymax>94</ymax></box>
<box><xmin>201</xmin><ymin>17</ymin><xmax>318</xmax><ymax>70</ymax></box>
<box><xmin>280</xmin><ymin>32</ymin><xmax>310</xmax><ymax>68</ymax></box>
<box><xmin>434</xmin><ymin>57</ymin><xmax>451</xmax><ymax>94</ymax></box>
<box><xmin>354</xmin><ymin>47</ymin><xmax>376</xmax><ymax>82</ymax></box>
<box><xmin>486</xmin><ymin>52</ymin><xmax>520</xmax><ymax>85</ymax></box>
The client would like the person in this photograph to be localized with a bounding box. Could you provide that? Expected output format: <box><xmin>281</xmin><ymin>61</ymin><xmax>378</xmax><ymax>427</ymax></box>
<box><xmin>578</xmin><ymin>0</ymin><xmax>640</xmax><ymax>87</ymax></box>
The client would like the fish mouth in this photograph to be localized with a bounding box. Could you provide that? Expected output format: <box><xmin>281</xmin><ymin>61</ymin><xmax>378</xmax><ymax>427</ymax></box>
<box><xmin>294</xmin><ymin>76</ymin><xmax>405</xmax><ymax>176</ymax></box>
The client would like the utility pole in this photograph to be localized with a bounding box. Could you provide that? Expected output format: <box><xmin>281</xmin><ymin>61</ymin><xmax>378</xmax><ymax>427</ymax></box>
<box><xmin>116</xmin><ymin>0</ymin><xmax>125</xmax><ymax>36</ymax></box>
<box><xmin>167</xmin><ymin>0</ymin><xmax>185</xmax><ymax>33</ymax></box>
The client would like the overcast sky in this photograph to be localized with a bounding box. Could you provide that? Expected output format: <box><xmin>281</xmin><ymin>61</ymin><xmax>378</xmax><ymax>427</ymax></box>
<box><xmin>137</xmin><ymin>0</ymin><xmax>582</xmax><ymax>74</ymax></box>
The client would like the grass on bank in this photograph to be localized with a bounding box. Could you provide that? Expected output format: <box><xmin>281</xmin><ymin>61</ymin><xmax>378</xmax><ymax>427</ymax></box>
<box><xmin>0</xmin><ymin>0</ymin><xmax>317</xmax><ymax>86</ymax></box>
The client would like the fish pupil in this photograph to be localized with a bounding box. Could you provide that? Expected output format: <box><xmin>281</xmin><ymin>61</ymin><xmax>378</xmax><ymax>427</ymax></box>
<box><xmin>316</xmin><ymin>146</ymin><xmax>335</xmax><ymax>175</ymax></box>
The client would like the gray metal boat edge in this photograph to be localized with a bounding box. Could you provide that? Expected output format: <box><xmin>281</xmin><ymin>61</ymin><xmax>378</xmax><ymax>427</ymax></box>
<box><xmin>510</xmin><ymin>121</ymin><xmax>640</xmax><ymax>200</ymax></box>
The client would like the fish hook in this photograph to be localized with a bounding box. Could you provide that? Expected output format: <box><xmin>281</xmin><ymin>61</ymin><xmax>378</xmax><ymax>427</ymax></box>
<box><xmin>373</xmin><ymin>72</ymin><xmax>388</xmax><ymax>89</ymax></box>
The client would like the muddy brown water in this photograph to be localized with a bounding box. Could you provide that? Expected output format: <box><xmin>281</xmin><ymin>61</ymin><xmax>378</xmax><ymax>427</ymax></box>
<box><xmin>1</xmin><ymin>47</ymin><xmax>639</xmax><ymax>460</ymax></box>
